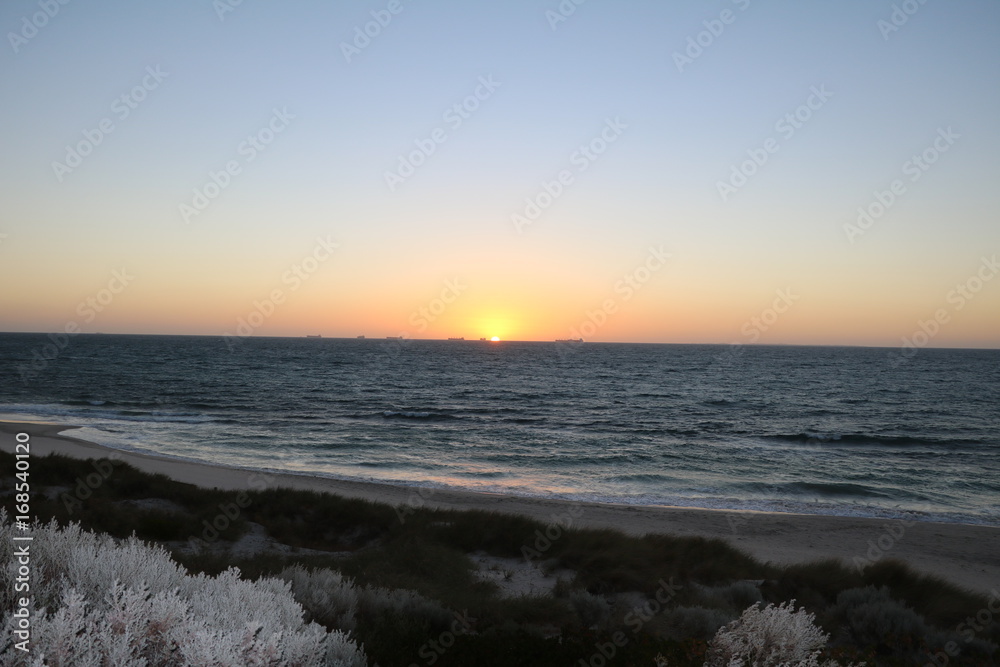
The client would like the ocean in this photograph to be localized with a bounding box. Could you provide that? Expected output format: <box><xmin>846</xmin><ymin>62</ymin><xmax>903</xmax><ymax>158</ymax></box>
<box><xmin>1</xmin><ymin>333</ymin><xmax>997</xmax><ymax>526</ymax></box>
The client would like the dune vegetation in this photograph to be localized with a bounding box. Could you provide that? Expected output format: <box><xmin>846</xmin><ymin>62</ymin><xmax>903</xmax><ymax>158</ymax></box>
<box><xmin>0</xmin><ymin>451</ymin><xmax>997</xmax><ymax>666</ymax></box>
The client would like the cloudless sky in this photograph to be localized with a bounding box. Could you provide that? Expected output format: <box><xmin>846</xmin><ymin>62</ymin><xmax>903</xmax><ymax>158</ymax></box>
<box><xmin>1</xmin><ymin>0</ymin><xmax>998</xmax><ymax>347</ymax></box>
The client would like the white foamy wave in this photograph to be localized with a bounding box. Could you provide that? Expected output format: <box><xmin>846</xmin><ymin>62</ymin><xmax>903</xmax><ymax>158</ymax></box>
<box><xmin>0</xmin><ymin>403</ymin><xmax>215</xmax><ymax>427</ymax></box>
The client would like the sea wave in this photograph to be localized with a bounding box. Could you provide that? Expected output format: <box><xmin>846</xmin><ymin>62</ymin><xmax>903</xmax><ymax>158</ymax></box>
<box><xmin>777</xmin><ymin>481</ymin><xmax>896</xmax><ymax>499</ymax></box>
<box><xmin>762</xmin><ymin>432</ymin><xmax>979</xmax><ymax>448</ymax></box>
<box><xmin>381</xmin><ymin>410</ymin><xmax>457</xmax><ymax>421</ymax></box>
<box><xmin>0</xmin><ymin>403</ymin><xmax>216</xmax><ymax>425</ymax></box>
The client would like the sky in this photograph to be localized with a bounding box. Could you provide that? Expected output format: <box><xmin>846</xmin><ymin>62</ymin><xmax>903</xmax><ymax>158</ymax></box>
<box><xmin>1</xmin><ymin>0</ymin><xmax>998</xmax><ymax>347</ymax></box>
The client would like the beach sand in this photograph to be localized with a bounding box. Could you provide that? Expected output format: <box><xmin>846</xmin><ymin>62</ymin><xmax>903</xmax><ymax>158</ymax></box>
<box><xmin>2</xmin><ymin>420</ymin><xmax>997</xmax><ymax>595</ymax></box>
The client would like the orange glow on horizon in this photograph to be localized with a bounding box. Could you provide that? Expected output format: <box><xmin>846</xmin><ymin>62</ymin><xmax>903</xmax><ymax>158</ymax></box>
<box><xmin>1</xmin><ymin>256</ymin><xmax>997</xmax><ymax>348</ymax></box>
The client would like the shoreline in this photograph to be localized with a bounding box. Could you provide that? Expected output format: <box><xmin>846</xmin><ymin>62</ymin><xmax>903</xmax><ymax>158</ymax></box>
<box><xmin>1</xmin><ymin>420</ymin><xmax>998</xmax><ymax>594</ymax></box>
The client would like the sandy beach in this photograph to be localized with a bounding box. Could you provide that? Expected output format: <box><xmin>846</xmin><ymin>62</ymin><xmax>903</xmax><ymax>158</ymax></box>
<box><xmin>2</xmin><ymin>420</ymin><xmax>997</xmax><ymax>595</ymax></box>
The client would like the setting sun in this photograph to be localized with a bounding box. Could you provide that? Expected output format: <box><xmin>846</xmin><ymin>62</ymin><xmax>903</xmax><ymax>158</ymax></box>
<box><xmin>490</xmin><ymin>336</ymin><xmax>500</xmax><ymax>342</ymax></box>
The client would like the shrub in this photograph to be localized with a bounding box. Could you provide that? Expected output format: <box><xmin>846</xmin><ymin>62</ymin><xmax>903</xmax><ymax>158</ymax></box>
<box><xmin>277</xmin><ymin>565</ymin><xmax>453</xmax><ymax>633</ymax></box>
<box><xmin>355</xmin><ymin>584</ymin><xmax>453</xmax><ymax>630</ymax></box>
<box><xmin>0</xmin><ymin>510</ymin><xmax>366</xmax><ymax>666</ymax></box>
<box><xmin>827</xmin><ymin>586</ymin><xmax>998</xmax><ymax>662</ymax></box>
<box><xmin>278</xmin><ymin>566</ymin><xmax>360</xmax><ymax>632</ymax></box>
<box><xmin>691</xmin><ymin>581</ymin><xmax>763</xmax><ymax>613</ymax></box>
<box><xmin>826</xmin><ymin>586</ymin><xmax>927</xmax><ymax>657</ymax></box>
<box><xmin>569</xmin><ymin>589</ymin><xmax>612</xmax><ymax>629</ymax></box>
<box><xmin>660</xmin><ymin>606</ymin><xmax>734</xmax><ymax>641</ymax></box>
<box><xmin>704</xmin><ymin>599</ymin><xmax>862</xmax><ymax>667</ymax></box>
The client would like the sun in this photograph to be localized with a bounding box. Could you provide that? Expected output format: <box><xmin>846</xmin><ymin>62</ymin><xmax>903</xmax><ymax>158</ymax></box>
<box><xmin>490</xmin><ymin>336</ymin><xmax>500</xmax><ymax>342</ymax></box>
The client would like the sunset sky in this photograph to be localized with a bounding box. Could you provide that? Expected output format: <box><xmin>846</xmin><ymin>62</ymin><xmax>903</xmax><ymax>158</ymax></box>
<box><xmin>1</xmin><ymin>0</ymin><xmax>998</xmax><ymax>347</ymax></box>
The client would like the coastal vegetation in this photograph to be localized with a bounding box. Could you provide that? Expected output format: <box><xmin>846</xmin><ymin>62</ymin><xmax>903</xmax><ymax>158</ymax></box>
<box><xmin>1</xmin><ymin>451</ymin><xmax>997</xmax><ymax>666</ymax></box>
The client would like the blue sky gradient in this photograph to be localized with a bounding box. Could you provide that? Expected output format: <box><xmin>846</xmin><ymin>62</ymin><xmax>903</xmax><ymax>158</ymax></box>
<box><xmin>2</xmin><ymin>0</ymin><xmax>998</xmax><ymax>345</ymax></box>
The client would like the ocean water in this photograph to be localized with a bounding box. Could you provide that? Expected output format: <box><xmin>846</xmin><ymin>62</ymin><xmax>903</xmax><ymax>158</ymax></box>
<box><xmin>1</xmin><ymin>333</ymin><xmax>998</xmax><ymax>526</ymax></box>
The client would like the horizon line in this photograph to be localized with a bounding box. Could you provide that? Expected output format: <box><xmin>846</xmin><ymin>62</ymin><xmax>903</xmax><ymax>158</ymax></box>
<box><xmin>1</xmin><ymin>331</ymin><xmax>997</xmax><ymax>352</ymax></box>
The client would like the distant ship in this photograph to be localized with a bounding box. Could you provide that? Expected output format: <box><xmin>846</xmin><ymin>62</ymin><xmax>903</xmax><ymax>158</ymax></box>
<box><xmin>448</xmin><ymin>337</ymin><xmax>465</xmax><ymax>341</ymax></box>
<box><xmin>306</xmin><ymin>335</ymin><xmax>322</xmax><ymax>338</ymax></box>
<box><xmin>479</xmin><ymin>337</ymin><xmax>487</xmax><ymax>341</ymax></box>
<box><xmin>386</xmin><ymin>336</ymin><xmax>403</xmax><ymax>340</ymax></box>
<box><xmin>356</xmin><ymin>335</ymin><xmax>365</xmax><ymax>339</ymax></box>
<box><xmin>555</xmin><ymin>338</ymin><xmax>583</xmax><ymax>343</ymax></box>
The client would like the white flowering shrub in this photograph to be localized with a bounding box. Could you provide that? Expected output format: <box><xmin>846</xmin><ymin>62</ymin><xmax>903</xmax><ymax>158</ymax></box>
<box><xmin>704</xmin><ymin>599</ymin><xmax>863</xmax><ymax>667</ymax></box>
<box><xmin>0</xmin><ymin>511</ymin><xmax>366</xmax><ymax>666</ymax></box>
